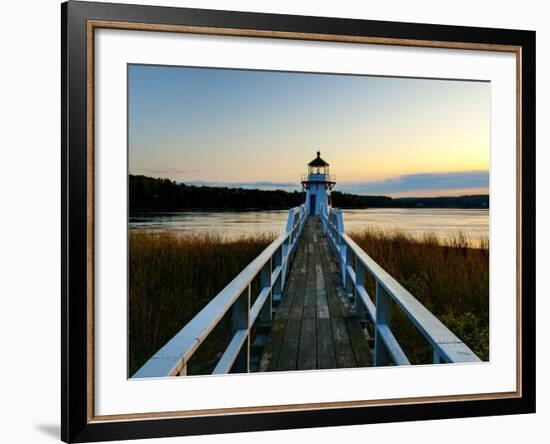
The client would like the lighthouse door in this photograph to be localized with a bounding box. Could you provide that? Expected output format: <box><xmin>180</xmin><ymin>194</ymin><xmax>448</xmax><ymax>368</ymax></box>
<box><xmin>309</xmin><ymin>194</ymin><xmax>316</xmax><ymax>215</ymax></box>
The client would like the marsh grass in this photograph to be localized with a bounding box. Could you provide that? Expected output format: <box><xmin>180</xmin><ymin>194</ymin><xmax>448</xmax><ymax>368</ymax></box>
<box><xmin>129</xmin><ymin>227</ymin><xmax>489</xmax><ymax>377</ymax></box>
<box><xmin>129</xmin><ymin>231</ymin><xmax>275</xmax><ymax>376</ymax></box>
<box><xmin>349</xmin><ymin>228</ymin><xmax>489</xmax><ymax>363</ymax></box>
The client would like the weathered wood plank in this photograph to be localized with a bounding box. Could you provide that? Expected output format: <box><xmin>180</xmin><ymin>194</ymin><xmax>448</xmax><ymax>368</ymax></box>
<box><xmin>302</xmin><ymin>230</ymin><xmax>317</xmax><ymax>320</ymax></box>
<box><xmin>319</xmin><ymin>254</ymin><xmax>345</xmax><ymax>319</ymax></box>
<box><xmin>330</xmin><ymin>316</ymin><xmax>357</xmax><ymax>368</ymax></box>
<box><xmin>334</xmin><ymin>280</ymin><xmax>355</xmax><ymax>317</ymax></box>
<box><xmin>275</xmin><ymin>226</ymin><xmax>310</xmax><ymax>371</ymax></box>
<box><xmin>287</xmin><ymin>257</ymin><xmax>307</xmax><ymax>321</ymax></box>
<box><xmin>315</xmin><ymin>264</ymin><xmax>330</xmax><ymax>320</ymax></box>
<box><xmin>297</xmin><ymin>318</ymin><xmax>317</xmax><ymax>370</ymax></box>
<box><xmin>275</xmin><ymin>238</ymin><xmax>306</xmax><ymax>315</ymax></box>
<box><xmin>259</xmin><ymin>318</ymin><xmax>286</xmax><ymax>371</ymax></box>
<box><xmin>277</xmin><ymin>316</ymin><xmax>302</xmax><ymax>371</ymax></box>
<box><xmin>320</xmin><ymin>244</ymin><xmax>371</xmax><ymax>369</ymax></box>
<box><xmin>345</xmin><ymin>316</ymin><xmax>373</xmax><ymax>367</ymax></box>
<box><xmin>317</xmin><ymin>318</ymin><xmax>336</xmax><ymax>369</ymax></box>
<box><xmin>259</xmin><ymin>243</ymin><xmax>304</xmax><ymax>371</ymax></box>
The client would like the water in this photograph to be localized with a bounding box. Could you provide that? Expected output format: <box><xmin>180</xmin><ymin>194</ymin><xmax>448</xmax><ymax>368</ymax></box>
<box><xmin>130</xmin><ymin>211</ymin><xmax>289</xmax><ymax>238</ymax></box>
<box><xmin>343</xmin><ymin>208</ymin><xmax>489</xmax><ymax>245</ymax></box>
<box><xmin>130</xmin><ymin>208</ymin><xmax>489</xmax><ymax>245</ymax></box>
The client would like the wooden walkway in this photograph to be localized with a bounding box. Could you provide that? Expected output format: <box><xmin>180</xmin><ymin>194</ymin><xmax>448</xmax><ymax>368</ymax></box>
<box><xmin>259</xmin><ymin>216</ymin><xmax>372</xmax><ymax>372</ymax></box>
<box><xmin>135</xmin><ymin>207</ymin><xmax>480</xmax><ymax>379</ymax></box>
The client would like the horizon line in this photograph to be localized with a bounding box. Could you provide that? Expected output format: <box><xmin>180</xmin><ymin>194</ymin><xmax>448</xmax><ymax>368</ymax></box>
<box><xmin>129</xmin><ymin>173</ymin><xmax>489</xmax><ymax>200</ymax></box>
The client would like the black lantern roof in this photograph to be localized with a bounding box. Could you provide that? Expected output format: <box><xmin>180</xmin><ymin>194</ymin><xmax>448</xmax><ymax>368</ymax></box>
<box><xmin>308</xmin><ymin>151</ymin><xmax>329</xmax><ymax>167</ymax></box>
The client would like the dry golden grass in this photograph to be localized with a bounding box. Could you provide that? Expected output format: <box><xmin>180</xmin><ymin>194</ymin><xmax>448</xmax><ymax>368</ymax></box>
<box><xmin>129</xmin><ymin>227</ymin><xmax>489</xmax><ymax>376</ymax></box>
<box><xmin>349</xmin><ymin>228</ymin><xmax>489</xmax><ymax>363</ymax></box>
<box><xmin>129</xmin><ymin>231</ymin><xmax>275</xmax><ymax>376</ymax></box>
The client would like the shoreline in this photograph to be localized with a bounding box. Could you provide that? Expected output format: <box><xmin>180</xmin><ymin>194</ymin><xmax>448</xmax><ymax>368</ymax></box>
<box><xmin>130</xmin><ymin>206</ymin><xmax>490</xmax><ymax>216</ymax></box>
<box><xmin>128</xmin><ymin>227</ymin><xmax>489</xmax><ymax>249</ymax></box>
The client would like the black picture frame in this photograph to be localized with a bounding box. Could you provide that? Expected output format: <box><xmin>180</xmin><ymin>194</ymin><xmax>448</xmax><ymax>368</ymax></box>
<box><xmin>62</xmin><ymin>1</ymin><xmax>536</xmax><ymax>442</ymax></box>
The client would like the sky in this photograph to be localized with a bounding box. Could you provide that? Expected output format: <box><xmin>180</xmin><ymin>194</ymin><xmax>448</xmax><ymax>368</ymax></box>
<box><xmin>128</xmin><ymin>64</ymin><xmax>490</xmax><ymax>197</ymax></box>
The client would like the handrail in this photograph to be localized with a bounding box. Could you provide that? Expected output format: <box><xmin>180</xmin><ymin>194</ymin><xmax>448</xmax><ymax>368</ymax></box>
<box><xmin>134</xmin><ymin>204</ymin><xmax>307</xmax><ymax>378</ymax></box>
<box><xmin>319</xmin><ymin>205</ymin><xmax>480</xmax><ymax>366</ymax></box>
<box><xmin>300</xmin><ymin>173</ymin><xmax>336</xmax><ymax>182</ymax></box>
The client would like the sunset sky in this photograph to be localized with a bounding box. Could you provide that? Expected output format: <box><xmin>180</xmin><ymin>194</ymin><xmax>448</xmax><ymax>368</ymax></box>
<box><xmin>128</xmin><ymin>64</ymin><xmax>490</xmax><ymax>197</ymax></box>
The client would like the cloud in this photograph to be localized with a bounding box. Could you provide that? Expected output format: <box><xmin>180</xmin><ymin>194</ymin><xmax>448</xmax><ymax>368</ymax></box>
<box><xmin>140</xmin><ymin>171</ymin><xmax>489</xmax><ymax>196</ymax></box>
<box><xmin>337</xmin><ymin>171</ymin><xmax>489</xmax><ymax>196</ymax></box>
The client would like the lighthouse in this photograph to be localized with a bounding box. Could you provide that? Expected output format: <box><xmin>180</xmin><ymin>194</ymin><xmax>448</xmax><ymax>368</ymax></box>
<box><xmin>301</xmin><ymin>151</ymin><xmax>336</xmax><ymax>216</ymax></box>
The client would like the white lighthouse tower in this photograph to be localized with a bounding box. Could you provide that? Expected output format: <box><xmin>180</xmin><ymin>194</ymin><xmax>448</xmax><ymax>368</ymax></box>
<box><xmin>301</xmin><ymin>151</ymin><xmax>336</xmax><ymax>216</ymax></box>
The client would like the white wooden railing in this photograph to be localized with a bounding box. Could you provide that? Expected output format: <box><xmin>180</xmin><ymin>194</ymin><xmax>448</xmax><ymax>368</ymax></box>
<box><xmin>320</xmin><ymin>205</ymin><xmax>480</xmax><ymax>366</ymax></box>
<box><xmin>134</xmin><ymin>204</ymin><xmax>307</xmax><ymax>378</ymax></box>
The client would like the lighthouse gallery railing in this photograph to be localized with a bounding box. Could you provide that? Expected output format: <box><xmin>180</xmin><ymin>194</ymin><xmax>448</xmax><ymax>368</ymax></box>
<box><xmin>134</xmin><ymin>204</ymin><xmax>307</xmax><ymax>378</ymax></box>
<box><xmin>320</xmin><ymin>206</ymin><xmax>480</xmax><ymax>366</ymax></box>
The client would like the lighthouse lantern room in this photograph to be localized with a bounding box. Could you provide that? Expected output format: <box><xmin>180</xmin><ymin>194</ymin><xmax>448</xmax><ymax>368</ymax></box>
<box><xmin>301</xmin><ymin>151</ymin><xmax>336</xmax><ymax>216</ymax></box>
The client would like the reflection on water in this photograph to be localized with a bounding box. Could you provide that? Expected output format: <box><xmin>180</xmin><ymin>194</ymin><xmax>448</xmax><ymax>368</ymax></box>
<box><xmin>344</xmin><ymin>208</ymin><xmax>489</xmax><ymax>244</ymax></box>
<box><xmin>129</xmin><ymin>211</ymin><xmax>288</xmax><ymax>239</ymax></box>
<box><xmin>130</xmin><ymin>208</ymin><xmax>489</xmax><ymax>245</ymax></box>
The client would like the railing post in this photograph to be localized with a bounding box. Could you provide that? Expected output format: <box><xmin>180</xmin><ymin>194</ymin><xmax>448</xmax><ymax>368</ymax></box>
<box><xmin>345</xmin><ymin>248</ymin><xmax>355</xmax><ymax>300</ymax></box>
<box><xmin>330</xmin><ymin>208</ymin><xmax>344</xmax><ymax>283</ymax></box>
<box><xmin>374</xmin><ymin>281</ymin><xmax>391</xmax><ymax>366</ymax></box>
<box><xmin>273</xmin><ymin>246</ymin><xmax>283</xmax><ymax>303</ymax></box>
<box><xmin>259</xmin><ymin>259</ymin><xmax>273</xmax><ymax>325</ymax></box>
<box><xmin>433</xmin><ymin>350</ymin><xmax>442</xmax><ymax>364</ymax></box>
<box><xmin>232</xmin><ymin>284</ymin><xmax>250</xmax><ymax>373</ymax></box>
<box><xmin>339</xmin><ymin>240</ymin><xmax>347</xmax><ymax>288</ymax></box>
<box><xmin>334</xmin><ymin>224</ymin><xmax>339</xmax><ymax>265</ymax></box>
<box><xmin>336</xmin><ymin>209</ymin><xmax>346</xmax><ymax>286</ymax></box>
<box><xmin>281</xmin><ymin>239</ymin><xmax>289</xmax><ymax>289</ymax></box>
<box><xmin>285</xmin><ymin>208</ymin><xmax>295</xmax><ymax>234</ymax></box>
<box><xmin>355</xmin><ymin>261</ymin><xmax>366</xmax><ymax>320</ymax></box>
<box><xmin>335</xmin><ymin>208</ymin><xmax>345</xmax><ymax>233</ymax></box>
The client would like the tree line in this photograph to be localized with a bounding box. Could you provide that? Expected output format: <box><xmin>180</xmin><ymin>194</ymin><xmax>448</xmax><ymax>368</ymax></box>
<box><xmin>129</xmin><ymin>175</ymin><xmax>489</xmax><ymax>213</ymax></box>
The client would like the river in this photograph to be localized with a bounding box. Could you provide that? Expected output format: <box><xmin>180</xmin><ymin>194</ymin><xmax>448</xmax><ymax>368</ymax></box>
<box><xmin>130</xmin><ymin>208</ymin><xmax>489</xmax><ymax>245</ymax></box>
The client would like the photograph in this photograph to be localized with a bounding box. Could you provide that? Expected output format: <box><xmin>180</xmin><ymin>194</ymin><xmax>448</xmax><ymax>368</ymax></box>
<box><xmin>128</xmin><ymin>64</ymin><xmax>490</xmax><ymax>378</ymax></box>
<box><xmin>57</xmin><ymin>1</ymin><xmax>537</xmax><ymax>441</ymax></box>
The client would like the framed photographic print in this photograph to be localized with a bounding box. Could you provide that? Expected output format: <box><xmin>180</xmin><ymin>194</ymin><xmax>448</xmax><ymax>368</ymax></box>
<box><xmin>61</xmin><ymin>1</ymin><xmax>536</xmax><ymax>442</ymax></box>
